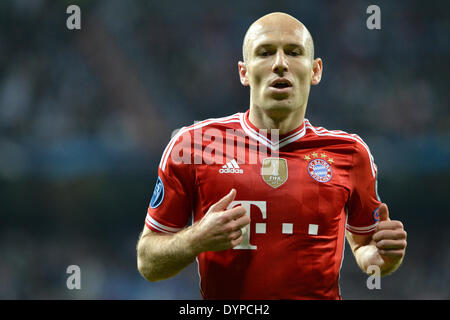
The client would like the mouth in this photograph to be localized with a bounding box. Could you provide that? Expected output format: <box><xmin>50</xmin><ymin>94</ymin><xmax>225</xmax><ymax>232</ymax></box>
<box><xmin>269</xmin><ymin>78</ymin><xmax>292</xmax><ymax>90</ymax></box>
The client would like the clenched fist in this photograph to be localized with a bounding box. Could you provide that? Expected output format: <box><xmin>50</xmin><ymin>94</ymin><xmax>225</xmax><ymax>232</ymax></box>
<box><xmin>372</xmin><ymin>203</ymin><xmax>407</xmax><ymax>266</ymax></box>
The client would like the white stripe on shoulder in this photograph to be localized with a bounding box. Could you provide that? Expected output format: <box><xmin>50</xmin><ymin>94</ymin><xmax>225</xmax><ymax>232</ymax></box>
<box><xmin>305</xmin><ymin>120</ymin><xmax>377</xmax><ymax>178</ymax></box>
<box><xmin>159</xmin><ymin>114</ymin><xmax>241</xmax><ymax>171</ymax></box>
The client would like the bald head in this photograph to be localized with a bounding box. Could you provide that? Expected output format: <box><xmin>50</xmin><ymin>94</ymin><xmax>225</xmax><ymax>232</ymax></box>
<box><xmin>242</xmin><ymin>12</ymin><xmax>314</xmax><ymax>63</ymax></box>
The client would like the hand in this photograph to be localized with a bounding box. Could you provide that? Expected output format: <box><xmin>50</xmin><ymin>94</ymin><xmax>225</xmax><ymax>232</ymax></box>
<box><xmin>190</xmin><ymin>189</ymin><xmax>250</xmax><ymax>253</ymax></box>
<box><xmin>372</xmin><ymin>203</ymin><xmax>407</xmax><ymax>267</ymax></box>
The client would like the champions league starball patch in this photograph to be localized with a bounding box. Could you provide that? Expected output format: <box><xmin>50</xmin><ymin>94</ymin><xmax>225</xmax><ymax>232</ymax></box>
<box><xmin>150</xmin><ymin>177</ymin><xmax>164</xmax><ymax>209</ymax></box>
<box><xmin>304</xmin><ymin>152</ymin><xmax>334</xmax><ymax>183</ymax></box>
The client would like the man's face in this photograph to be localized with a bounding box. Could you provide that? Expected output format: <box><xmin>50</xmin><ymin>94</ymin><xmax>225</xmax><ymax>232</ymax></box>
<box><xmin>239</xmin><ymin>16</ymin><xmax>321</xmax><ymax>118</ymax></box>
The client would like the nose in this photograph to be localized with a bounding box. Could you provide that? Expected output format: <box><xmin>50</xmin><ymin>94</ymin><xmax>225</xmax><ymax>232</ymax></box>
<box><xmin>272</xmin><ymin>49</ymin><xmax>288</xmax><ymax>75</ymax></box>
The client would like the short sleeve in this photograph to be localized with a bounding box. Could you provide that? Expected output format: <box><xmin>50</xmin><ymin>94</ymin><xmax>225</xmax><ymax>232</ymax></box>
<box><xmin>346</xmin><ymin>139</ymin><xmax>381</xmax><ymax>235</ymax></box>
<box><xmin>145</xmin><ymin>129</ymin><xmax>195</xmax><ymax>233</ymax></box>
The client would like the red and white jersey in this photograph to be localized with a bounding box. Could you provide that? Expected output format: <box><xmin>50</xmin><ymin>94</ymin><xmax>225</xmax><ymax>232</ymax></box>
<box><xmin>144</xmin><ymin>110</ymin><xmax>381</xmax><ymax>300</ymax></box>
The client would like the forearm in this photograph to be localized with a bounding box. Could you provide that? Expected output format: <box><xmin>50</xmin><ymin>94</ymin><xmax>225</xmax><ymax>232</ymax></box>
<box><xmin>137</xmin><ymin>227</ymin><xmax>199</xmax><ymax>282</ymax></box>
<box><xmin>137</xmin><ymin>190</ymin><xmax>250</xmax><ymax>282</ymax></box>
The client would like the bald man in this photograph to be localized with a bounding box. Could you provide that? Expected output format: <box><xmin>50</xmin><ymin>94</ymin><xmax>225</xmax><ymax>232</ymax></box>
<box><xmin>137</xmin><ymin>12</ymin><xmax>407</xmax><ymax>300</ymax></box>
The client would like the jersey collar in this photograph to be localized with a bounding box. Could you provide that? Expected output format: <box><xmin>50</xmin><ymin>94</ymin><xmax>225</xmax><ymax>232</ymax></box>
<box><xmin>239</xmin><ymin>109</ymin><xmax>307</xmax><ymax>150</ymax></box>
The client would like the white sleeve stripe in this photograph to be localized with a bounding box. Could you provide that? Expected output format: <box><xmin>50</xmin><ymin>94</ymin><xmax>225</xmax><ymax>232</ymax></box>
<box><xmin>146</xmin><ymin>220</ymin><xmax>172</xmax><ymax>233</ymax></box>
<box><xmin>346</xmin><ymin>222</ymin><xmax>378</xmax><ymax>230</ymax></box>
<box><xmin>146</xmin><ymin>214</ymin><xmax>182</xmax><ymax>233</ymax></box>
<box><xmin>346</xmin><ymin>222</ymin><xmax>379</xmax><ymax>231</ymax></box>
<box><xmin>346</xmin><ymin>226</ymin><xmax>377</xmax><ymax>234</ymax></box>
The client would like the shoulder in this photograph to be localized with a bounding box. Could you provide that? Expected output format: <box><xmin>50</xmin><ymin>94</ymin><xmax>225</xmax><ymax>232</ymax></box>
<box><xmin>304</xmin><ymin>119</ymin><xmax>377</xmax><ymax>177</ymax></box>
<box><xmin>186</xmin><ymin>113</ymin><xmax>242</xmax><ymax>131</ymax></box>
<box><xmin>305</xmin><ymin>119</ymin><xmax>366</xmax><ymax>146</ymax></box>
<box><xmin>159</xmin><ymin>113</ymin><xmax>242</xmax><ymax>171</ymax></box>
<box><xmin>172</xmin><ymin>113</ymin><xmax>242</xmax><ymax>139</ymax></box>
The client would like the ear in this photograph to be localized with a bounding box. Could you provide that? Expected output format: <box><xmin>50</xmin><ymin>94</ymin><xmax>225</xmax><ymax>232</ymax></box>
<box><xmin>311</xmin><ymin>58</ymin><xmax>323</xmax><ymax>86</ymax></box>
<box><xmin>238</xmin><ymin>61</ymin><xmax>249</xmax><ymax>86</ymax></box>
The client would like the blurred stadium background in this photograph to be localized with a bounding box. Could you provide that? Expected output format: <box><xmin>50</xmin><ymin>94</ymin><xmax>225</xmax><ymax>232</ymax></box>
<box><xmin>0</xmin><ymin>0</ymin><xmax>448</xmax><ymax>299</ymax></box>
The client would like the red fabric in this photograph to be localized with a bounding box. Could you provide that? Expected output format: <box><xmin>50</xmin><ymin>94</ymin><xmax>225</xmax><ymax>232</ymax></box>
<box><xmin>145</xmin><ymin>110</ymin><xmax>380</xmax><ymax>299</ymax></box>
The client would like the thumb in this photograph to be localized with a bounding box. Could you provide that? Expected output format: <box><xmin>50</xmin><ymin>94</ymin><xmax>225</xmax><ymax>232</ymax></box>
<box><xmin>378</xmin><ymin>203</ymin><xmax>390</xmax><ymax>221</ymax></box>
<box><xmin>209</xmin><ymin>189</ymin><xmax>236</xmax><ymax>212</ymax></box>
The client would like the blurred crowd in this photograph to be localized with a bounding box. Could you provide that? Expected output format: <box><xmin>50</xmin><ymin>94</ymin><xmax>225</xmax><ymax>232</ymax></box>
<box><xmin>0</xmin><ymin>0</ymin><xmax>448</xmax><ymax>299</ymax></box>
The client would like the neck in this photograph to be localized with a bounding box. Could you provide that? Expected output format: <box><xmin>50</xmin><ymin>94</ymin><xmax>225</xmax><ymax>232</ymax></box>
<box><xmin>248</xmin><ymin>105</ymin><xmax>305</xmax><ymax>135</ymax></box>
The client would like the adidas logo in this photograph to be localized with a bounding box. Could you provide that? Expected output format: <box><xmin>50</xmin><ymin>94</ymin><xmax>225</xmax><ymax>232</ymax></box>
<box><xmin>219</xmin><ymin>159</ymin><xmax>243</xmax><ymax>174</ymax></box>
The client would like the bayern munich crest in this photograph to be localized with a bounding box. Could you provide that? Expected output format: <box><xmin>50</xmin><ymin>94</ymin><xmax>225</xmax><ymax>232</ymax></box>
<box><xmin>304</xmin><ymin>152</ymin><xmax>333</xmax><ymax>183</ymax></box>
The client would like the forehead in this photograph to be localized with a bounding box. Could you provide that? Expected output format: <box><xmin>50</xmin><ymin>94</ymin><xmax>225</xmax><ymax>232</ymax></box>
<box><xmin>247</xmin><ymin>20</ymin><xmax>308</xmax><ymax>50</ymax></box>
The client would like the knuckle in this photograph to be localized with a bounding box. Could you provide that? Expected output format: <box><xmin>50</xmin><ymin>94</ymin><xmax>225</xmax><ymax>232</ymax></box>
<box><xmin>233</xmin><ymin>236</ymin><xmax>243</xmax><ymax>246</ymax></box>
<box><xmin>376</xmin><ymin>240</ymin><xmax>384</xmax><ymax>248</ymax></box>
<box><xmin>379</xmin><ymin>221</ymin><xmax>389</xmax><ymax>228</ymax></box>
<box><xmin>223</xmin><ymin>224</ymin><xmax>233</xmax><ymax>233</ymax></box>
<box><xmin>377</xmin><ymin>230</ymin><xmax>387</xmax><ymax>238</ymax></box>
<box><xmin>235</xmin><ymin>208</ymin><xmax>246</xmax><ymax>217</ymax></box>
<box><xmin>229</xmin><ymin>221</ymin><xmax>238</xmax><ymax>231</ymax></box>
<box><xmin>215</xmin><ymin>216</ymin><xmax>225</xmax><ymax>225</ymax></box>
<box><xmin>372</xmin><ymin>233</ymin><xmax>380</xmax><ymax>242</ymax></box>
<box><xmin>395</xmin><ymin>229</ymin><xmax>405</xmax><ymax>238</ymax></box>
<box><xmin>220</xmin><ymin>214</ymin><xmax>232</xmax><ymax>224</ymax></box>
<box><xmin>239</xmin><ymin>217</ymin><xmax>250</xmax><ymax>227</ymax></box>
<box><xmin>378</xmin><ymin>239</ymin><xmax>389</xmax><ymax>248</ymax></box>
<box><xmin>229</xmin><ymin>230</ymin><xmax>241</xmax><ymax>241</ymax></box>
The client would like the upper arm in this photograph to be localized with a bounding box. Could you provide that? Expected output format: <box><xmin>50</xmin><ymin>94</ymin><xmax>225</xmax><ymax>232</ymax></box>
<box><xmin>144</xmin><ymin>129</ymin><xmax>195</xmax><ymax>234</ymax></box>
<box><xmin>137</xmin><ymin>225</ymin><xmax>155</xmax><ymax>251</ymax></box>
<box><xmin>140</xmin><ymin>225</ymin><xmax>154</xmax><ymax>240</ymax></box>
<box><xmin>346</xmin><ymin>140</ymin><xmax>380</xmax><ymax>235</ymax></box>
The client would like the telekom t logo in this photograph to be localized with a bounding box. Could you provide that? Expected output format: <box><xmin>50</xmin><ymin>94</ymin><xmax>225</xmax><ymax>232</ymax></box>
<box><xmin>228</xmin><ymin>201</ymin><xmax>267</xmax><ymax>250</ymax></box>
<box><xmin>228</xmin><ymin>200</ymin><xmax>319</xmax><ymax>250</ymax></box>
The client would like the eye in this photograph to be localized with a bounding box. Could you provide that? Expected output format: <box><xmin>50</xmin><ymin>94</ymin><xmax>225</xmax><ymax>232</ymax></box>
<box><xmin>259</xmin><ymin>50</ymin><xmax>270</xmax><ymax>57</ymax></box>
<box><xmin>288</xmin><ymin>49</ymin><xmax>302</xmax><ymax>56</ymax></box>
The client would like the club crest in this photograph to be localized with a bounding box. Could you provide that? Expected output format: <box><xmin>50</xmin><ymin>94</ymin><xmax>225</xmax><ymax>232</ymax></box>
<box><xmin>261</xmin><ymin>158</ymin><xmax>288</xmax><ymax>188</ymax></box>
<box><xmin>304</xmin><ymin>152</ymin><xmax>333</xmax><ymax>183</ymax></box>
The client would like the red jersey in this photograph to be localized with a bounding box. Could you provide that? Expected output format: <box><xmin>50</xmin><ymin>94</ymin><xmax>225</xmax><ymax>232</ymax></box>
<box><xmin>144</xmin><ymin>110</ymin><xmax>381</xmax><ymax>300</ymax></box>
